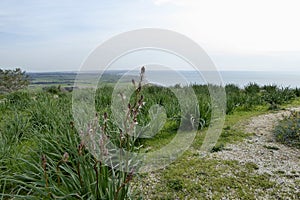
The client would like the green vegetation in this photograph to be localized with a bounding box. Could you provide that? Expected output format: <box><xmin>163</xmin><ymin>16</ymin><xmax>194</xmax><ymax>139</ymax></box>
<box><xmin>0</xmin><ymin>69</ymin><xmax>145</xmax><ymax>199</ymax></box>
<box><xmin>136</xmin><ymin>157</ymin><xmax>276</xmax><ymax>199</ymax></box>
<box><xmin>0</xmin><ymin>68</ymin><xmax>29</xmax><ymax>94</ymax></box>
<box><xmin>1</xmin><ymin>69</ymin><xmax>300</xmax><ymax>199</ymax></box>
<box><xmin>274</xmin><ymin>111</ymin><xmax>300</xmax><ymax>149</ymax></box>
<box><xmin>0</xmin><ymin>92</ymin><xmax>136</xmax><ymax>199</ymax></box>
<box><xmin>133</xmin><ymin>104</ymin><xmax>300</xmax><ymax>199</ymax></box>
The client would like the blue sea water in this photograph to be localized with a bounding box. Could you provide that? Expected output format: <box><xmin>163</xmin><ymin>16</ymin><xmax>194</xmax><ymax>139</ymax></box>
<box><xmin>141</xmin><ymin>70</ymin><xmax>300</xmax><ymax>88</ymax></box>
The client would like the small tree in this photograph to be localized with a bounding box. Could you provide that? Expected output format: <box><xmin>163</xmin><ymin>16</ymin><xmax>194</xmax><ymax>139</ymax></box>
<box><xmin>0</xmin><ymin>68</ymin><xmax>30</xmax><ymax>93</ymax></box>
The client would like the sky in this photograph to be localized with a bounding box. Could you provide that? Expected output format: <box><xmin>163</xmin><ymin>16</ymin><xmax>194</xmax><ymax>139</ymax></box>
<box><xmin>0</xmin><ymin>0</ymin><xmax>300</xmax><ymax>72</ymax></box>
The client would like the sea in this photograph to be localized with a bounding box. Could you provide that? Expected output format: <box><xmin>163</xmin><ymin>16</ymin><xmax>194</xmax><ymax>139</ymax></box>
<box><xmin>135</xmin><ymin>70</ymin><xmax>300</xmax><ymax>88</ymax></box>
<box><xmin>31</xmin><ymin>70</ymin><xmax>299</xmax><ymax>88</ymax></box>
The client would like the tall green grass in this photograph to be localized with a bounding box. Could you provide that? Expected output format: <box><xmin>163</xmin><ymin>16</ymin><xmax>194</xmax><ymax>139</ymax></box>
<box><xmin>0</xmin><ymin>75</ymin><xmax>144</xmax><ymax>199</ymax></box>
<box><xmin>0</xmin><ymin>80</ymin><xmax>298</xmax><ymax>199</ymax></box>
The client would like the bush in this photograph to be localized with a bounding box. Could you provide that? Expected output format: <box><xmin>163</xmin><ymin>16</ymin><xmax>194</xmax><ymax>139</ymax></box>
<box><xmin>293</xmin><ymin>87</ymin><xmax>300</xmax><ymax>97</ymax></box>
<box><xmin>225</xmin><ymin>84</ymin><xmax>245</xmax><ymax>114</ymax></box>
<box><xmin>274</xmin><ymin>111</ymin><xmax>300</xmax><ymax>149</ymax></box>
<box><xmin>244</xmin><ymin>82</ymin><xmax>260</xmax><ymax>94</ymax></box>
<box><xmin>262</xmin><ymin>86</ymin><xmax>295</xmax><ymax>110</ymax></box>
<box><xmin>0</xmin><ymin>68</ymin><xmax>29</xmax><ymax>93</ymax></box>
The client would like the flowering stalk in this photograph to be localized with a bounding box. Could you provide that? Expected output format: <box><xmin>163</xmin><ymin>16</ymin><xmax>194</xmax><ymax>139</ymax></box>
<box><xmin>77</xmin><ymin>142</ymin><xmax>84</xmax><ymax>187</ymax></box>
<box><xmin>41</xmin><ymin>154</ymin><xmax>50</xmax><ymax>198</ymax></box>
<box><xmin>56</xmin><ymin>152</ymin><xmax>69</xmax><ymax>186</ymax></box>
<box><xmin>93</xmin><ymin>160</ymin><xmax>102</xmax><ymax>197</ymax></box>
<box><xmin>41</xmin><ymin>155</ymin><xmax>48</xmax><ymax>188</ymax></box>
<box><xmin>114</xmin><ymin>168</ymin><xmax>134</xmax><ymax>200</ymax></box>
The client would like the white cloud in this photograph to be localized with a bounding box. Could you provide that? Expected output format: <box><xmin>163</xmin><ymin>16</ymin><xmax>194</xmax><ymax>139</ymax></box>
<box><xmin>153</xmin><ymin>0</ymin><xmax>186</xmax><ymax>6</ymax></box>
<box><xmin>155</xmin><ymin>0</ymin><xmax>300</xmax><ymax>54</ymax></box>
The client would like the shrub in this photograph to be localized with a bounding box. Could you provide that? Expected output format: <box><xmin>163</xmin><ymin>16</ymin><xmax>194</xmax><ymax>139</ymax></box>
<box><xmin>225</xmin><ymin>84</ymin><xmax>240</xmax><ymax>94</ymax></box>
<box><xmin>225</xmin><ymin>84</ymin><xmax>245</xmax><ymax>114</ymax></box>
<box><xmin>0</xmin><ymin>68</ymin><xmax>29</xmax><ymax>93</ymax></box>
<box><xmin>43</xmin><ymin>85</ymin><xmax>61</xmax><ymax>94</ymax></box>
<box><xmin>244</xmin><ymin>82</ymin><xmax>260</xmax><ymax>94</ymax></box>
<box><xmin>274</xmin><ymin>111</ymin><xmax>300</xmax><ymax>149</ymax></box>
<box><xmin>294</xmin><ymin>87</ymin><xmax>300</xmax><ymax>97</ymax></box>
<box><xmin>262</xmin><ymin>86</ymin><xmax>295</xmax><ymax>110</ymax></box>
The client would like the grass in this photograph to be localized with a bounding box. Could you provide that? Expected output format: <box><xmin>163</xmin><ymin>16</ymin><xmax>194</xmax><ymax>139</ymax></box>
<box><xmin>1</xmin><ymin>74</ymin><xmax>300</xmax><ymax>199</ymax></box>
<box><xmin>133</xmin><ymin>154</ymin><xmax>278</xmax><ymax>199</ymax></box>
<box><xmin>135</xmin><ymin>94</ymin><xmax>300</xmax><ymax>199</ymax></box>
<box><xmin>0</xmin><ymin>70</ymin><xmax>146</xmax><ymax>199</ymax></box>
<box><xmin>132</xmin><ymin>97</ymin><xmax>300</xmax><ymax>199</ymax></box>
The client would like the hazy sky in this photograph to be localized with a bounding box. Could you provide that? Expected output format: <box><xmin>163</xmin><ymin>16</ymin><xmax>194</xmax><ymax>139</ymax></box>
<box><xmin>1</xmin><ymin>0</ymin><xmax>300</xmax><ymax>72</ymax></box>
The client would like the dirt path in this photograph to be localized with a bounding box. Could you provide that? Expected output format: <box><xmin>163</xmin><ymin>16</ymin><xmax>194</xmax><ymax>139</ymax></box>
<box><xmin>211</xmin><ymin>107</ymin><xmax>300</xmax><ymax>195</ymax></box>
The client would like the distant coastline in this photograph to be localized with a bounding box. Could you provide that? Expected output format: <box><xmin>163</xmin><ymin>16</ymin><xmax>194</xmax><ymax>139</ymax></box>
<box><xmin>27</xmin><ymin>70</ymin><xmax>300</xmax><ymax>88</ymax></box>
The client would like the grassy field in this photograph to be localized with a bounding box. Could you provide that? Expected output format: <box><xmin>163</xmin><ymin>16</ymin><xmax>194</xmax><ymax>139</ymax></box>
<box><xmin>0</xmin><ymin>72</ymin><xmax>300</xmax><ymax>199</ymax></box>
<box><xmin>133</xmin><ymin>98</ymin><xmax>300</xmax><ymax>199</ymax></box>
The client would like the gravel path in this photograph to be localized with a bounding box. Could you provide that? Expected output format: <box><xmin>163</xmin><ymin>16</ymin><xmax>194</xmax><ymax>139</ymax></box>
<box><xmin>133</xmin><ymin>108</ymin><xmax>300</xmax><ymax>199</ymax></box>
<box><xmin>211</xmin><ymin>107</ymin><xmax>300</xmax><ymax>196</ymax></box>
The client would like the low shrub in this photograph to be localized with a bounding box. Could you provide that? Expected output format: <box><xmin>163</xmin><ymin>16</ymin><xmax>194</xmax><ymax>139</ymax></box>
<box><xmin>274</xmin><ymin>111</ymin><xmax>300</xmax><ymax>149</ymax></box>
<box><xmin>43</xmin><ymin>85</ymin><xmax>61</xmax><ymax>94</ymax></box>
<box><xmin>262</xmin><ymin>86</ymin><xmax>296</xmax><ymax>110</ymax></box>
<box><xmin>244</xmin><ymin>82</ymin><xmax>260</xmax><ymax>94</ymax></box>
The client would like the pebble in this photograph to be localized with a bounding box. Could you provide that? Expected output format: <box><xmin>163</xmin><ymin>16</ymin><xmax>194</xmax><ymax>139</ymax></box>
<box><xmin>210</xmin><ymin>107</ymin><xmax>300</xmax><ymax>197</ymax></box>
